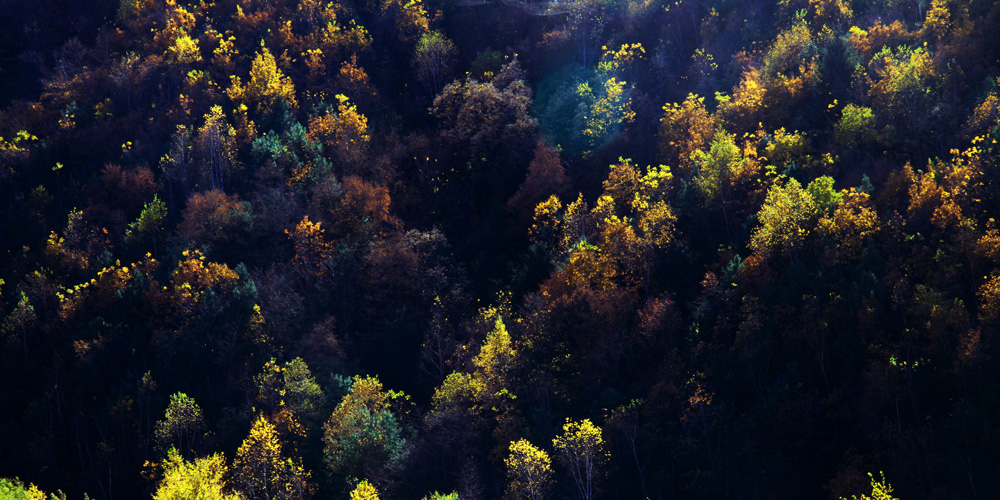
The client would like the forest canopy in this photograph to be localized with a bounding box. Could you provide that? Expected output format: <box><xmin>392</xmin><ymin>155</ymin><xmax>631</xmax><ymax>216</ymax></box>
<box><xmin>2</xmin><ymin>0</ymin><xmax>1000</xmax><ymax>499</ymax></box>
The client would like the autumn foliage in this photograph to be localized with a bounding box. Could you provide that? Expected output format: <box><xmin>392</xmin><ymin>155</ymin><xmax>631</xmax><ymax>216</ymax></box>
<box><xmin>3</xmin><ymin>0</ymin><xmax>1000</xmax><ymax>499</ymax></box>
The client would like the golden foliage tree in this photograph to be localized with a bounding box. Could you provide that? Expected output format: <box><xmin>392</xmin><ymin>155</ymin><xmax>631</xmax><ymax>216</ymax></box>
<box><xmin>228</xmin><ymin>44</ymin><xmax>297</xmax><ymax>114</ymax></box>
<box><xmin>285</xmin><ymin>216</ymin><xmax>333</xmax><ymax>278</ymax></box>
<box><xmin>153</xmin><ymin>448</ymin><xmax>242</xmax><ymax>500</ymax></box>
<box><xmin>232</xmin><ymin>415</ymin><xmax>313</xmax><ymax>500</ymax></box>
<box><xmin>552</xmin><ymin>419</ymin><xmax>606</xmax><ymax>500</ymax></box>
<box><xmin>306</xmin><ymin>95</ymin><xmax>369</xmax><ymax>176</ymax></box>
<box><xmin>749</xmin><ymin>178</ymin><xmax>816</xmax><ymax>264</ymax></box>
<box><xmin>194</xmin><ymin>106</ymin><xmax>240</xmax><ymax>192</ymax></box>
<box><xmin>505</xmin><ymin>439</ymin><xmax>552</xmax><ymax>500</ymax></box>
<box><xmin>842</xmin><ymin>472</ymin><xmax>900</xmax><ymax>500</ymax></box>
<box><xmin>658</xmin><ymin>94</ymin><xmax>715</xmax><ymax>172</ymax></box>
<box><xmin>349</xmin><ymin>479</ymin><xmax>380</xmax><ymax>500</ymax></box>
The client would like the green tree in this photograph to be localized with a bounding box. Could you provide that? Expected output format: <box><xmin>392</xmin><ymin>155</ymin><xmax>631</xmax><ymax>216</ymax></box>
<box><xmin>255</xmin><ymin>357</ymin><xmax>326</xmax><ymax>429</ymax></box>
<box><xmin>322</xmin><ymin>376</ymin><xmax>406</xmax><ymax>482</ymax></box>
<box><xmin>421</xmin><ymin>492</ymin><xmax>458</xmax><ymax>500</ymax></box>
<box><xmin>0</xmin><ymin>477</ymin><xmax>66</xmax><ymax>500</ymax></box>
<box><xmin>835</xmin><ymin>104</ymin><xmax>879</xmax><ymax>148</ymax></box>
<box><xmin>154</xmin><ymin>392</ymin><xmax>206</xmax><ymax>457</ymax></box>
<box><xmin>691</xmin><ymin>129</ymin><xmax>759</xmax><ymax>243</ymax></box>
<box><xmin>2</xmin><ymin>291</ymin><xmax>37</xmax><ymax>359</ymax></box>
<box><xmin>125</xmin><ymin>194</ymin><xmax>167</xmax><ymax>256</ymax></box>
<box><xmin>867</xmin><ymin>45</ymin><xmax>937</xmax><ymax>143</ymax></box>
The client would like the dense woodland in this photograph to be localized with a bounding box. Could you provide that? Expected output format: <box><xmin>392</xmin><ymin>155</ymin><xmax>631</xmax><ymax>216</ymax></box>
<box><xmin>1</xmin><ymin>0</ymin><xmax>1000</xmax><ymax>498</ymax></box>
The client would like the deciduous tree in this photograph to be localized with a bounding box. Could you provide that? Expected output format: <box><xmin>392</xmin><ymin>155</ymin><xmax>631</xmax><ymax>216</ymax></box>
<box><xmin>552</xmin><ymin>419</ymin><xmax>606</xmax><ymax>500</ymax></box>
<box><xmin>322</xmin><ymin>376</ymin><xmax>406</xmax><ymax>482</ymax></box>
<box><xmin>153</xmin><ymin>449</ymin><xmax>241</xmax><ymax>500</ymax></box>
<box><xmin>505</xmin><ymin>439</ymin><xmax>552</xmax><ymax>500</ymax></box>
<box><xmin>232</xmin><ymin>415</ymin><xmax>313</xmax><ymax>500</ymax></box>
<box><xmin>154</xmin><ymin>392</ymin><xmax>206</xmax><ymax>457</ymax></box>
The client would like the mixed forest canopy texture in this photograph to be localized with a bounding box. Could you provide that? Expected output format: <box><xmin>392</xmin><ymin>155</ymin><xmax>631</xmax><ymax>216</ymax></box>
<box><xmin>3</xmin><ymin>0</ymin><xmax>1000</xmax><ymax>498</ymax></box>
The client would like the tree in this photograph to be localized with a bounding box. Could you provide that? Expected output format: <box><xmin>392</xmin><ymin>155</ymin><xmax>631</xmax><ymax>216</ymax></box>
<box><xmin>842</xmin><ymin>472</ymin><xmax>900</xmax><ymax>500</ymax></box>
<box><xmin>835</xmin><ymin>104</ymin><xmax>880</xmax><ymax>148</ymax></box>
<box><xmin>421</xmin><ymin>492</ymin><xmax>458</xmax><ymax>500</ymax></box>
<box><xmin>2</xmin><ymin>291</ymin><xmax>37</xmax><ymax>359</ymax></box>
<box><xmin>162</xmin><ymin>125</ymin><xmax>195</xmax><ymax>201</ymax></box>
<box><xmin>378</xmin><ymin>0</ymin><xmax>430</xmax><ymax>46</ymax></box>
<box><xmin>227</xmin><ymin>45</ymin><xmax>297</xmax><ymax>115</ymax></box>
<box><xmin>552</xmin><ymin>0</ymin><xmax>605</xmax><ymax>65</ymax></box>
<box><xmin>153</xmin><ymin>448</ymin><xmax>242</xmax><ymax>500</ymax></box>
<box><xmin>866</xmin><ymin>45</ymin><xmax>937</xmax><ymax>143</ymax></box>
<box><xmin>322</xmin><ymin>376</ymin><xmax>406</xmax><ymax>482</ymax></box>
<box><xmin>414</xmin><ymin>31</ymin><xmax>457</xmax><ymax>96</ymax></box>
<box><xmin>507</xmin><ymin>142</ymin><xmax>570</xmax><ymax>223</ymax></box>
<box><xmin>691</xmin><ymin>129</ymin><xmax>760</xmax><ymax>243</ymax></box>
<box><xmin>178</xmin><ymin>190</ymin><xmax>253</xmax><ymax>250</ymax></box>
<box><xmin>551</xmin><ymin>419</ymin><xmax>606</xmax><ymax>500</ymax></box>
<box><xmin>285</xmin><ymin>216</ymin><xmax>333</xmax><ymax>278</ymax></box>
<box><xmin>808</xmin><ymin>0</ymin><xmax>852</xmax><ymax>26</ymax></box>
<box><xmin>577</xmin><ymin>77</ymin><xmax>634</xmax><ymax>155</ymax></box>
<box><xmin>471</xmin><ymin>317</ymin><xmax>517</xmax><ymax>403</ymax></box>
<box><xmin>306</xmin><ymin>96</ymin><xmax>369</xmax><ymax>177</ymax></box>
<box><xmin>194</xmin><ymin>106</ymin><xmax>240</xmax><ymax>192</ymax></box>
<box><xmin>169</xmin><ymin>249</ymin><xmax>241</xmax><ymax>314</ymax></box>
<box><xmin>505</xmin><ymin>439</ymin><xmax>552</xmax><ymax>500</ymax></box>
<box><xmin>255</xmin><ymin>357</ymin><xmax>326</xmax><ymax>430</ymax></box>
<box><xmin>154</xmin><ymin>392</ymin><xmax>206</xmax><ymax>457</ymax></box>
<box><xmin>0</xmin><ymin>477</ymin><xmax>66</xmax><ymax>500</ymax></box>
<box><xmin>125</xmin><ymin>194</ymin><xmax>167</xmax><ymax>256</ymax></box>
<box><xmin>658</xmin><ymin>94</ymin><xmax>715</xmax><ymax>172</ymax></box>
<box><xmin>166</xmin><ymin>34</ymin><xmax>202</xmax><ymax>67</ymax></box>
<box><xmin>349</xmin><ymin>480</ymin><xmax>380</xmax><ymax>500</ymax></box>
<box><xmin>429</xmin><ymin>58</ymin><xmax>537</xmax><ymax>160</ymax></box>
<box><xmin>816</xmin><ymin>188</ymin><xmax>879</xmax><ymax>265</ymax></box>
<box><xmin>749</xmin><ymin>178</ymin><xmax>816</xmax><ymax>264</ymax></box>
<box><xmin>232</xmin><ymin>415</ymin><xmax>313</xmax><ymax>500</ymax></box>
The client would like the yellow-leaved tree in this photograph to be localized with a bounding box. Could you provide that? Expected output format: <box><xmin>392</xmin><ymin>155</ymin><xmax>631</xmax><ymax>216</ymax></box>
<box><xmin>578</xmin><ymin>77</ymin><xmax>635</xmax><ymax>155</ymax></box>
<box><xmin>505</xmin><ymin>439</ymin><xmax>552</xmax><ymax>500</ymax></box>
<box><xmin>552</xmin><ymin>419</ymin><xmax>606</xmax><ymax>500</ymax></box>
<box><xmin>658</xmin><ymin>94</ymin><xmax>715</xmax><ymax>173</ymax></box>
<box><xmin>285</xmin><ymin>216</ymin><xmax>334</xmax><ymax>278</ymax></box>
<box><xmin>349</xmin><ymin>479</ymin><xmax>380</xmax><ymax>500</ymax></box>
<box><xmin>471</xmin><ymin>316</ymin><xmax>516</xmax><ymax>402</ymax></box>
<box><xmin>306</xmin><ymin>95</ymin><xmax>370</xmax><ymax>176</ymax></box>
<box><xmin>227</xmin><ymin>44</ymin><xmax>297</xmax><ymax>115</ymax></box>
<box><xmin>749</xmin><ymin>178</ymin><xmax>816</xmax><ymax>265</ymax></box>
<box><xmin>842</xmin><ymin>472</ymin><xmax>900</xmax><ymax>500</ymax></box>
<box><xmin>153</xmin><ymin>448</ymin><xmax>242</xmax><ymax>500</ymax></box>
<box><xmin>232</xmin><ymin>415</ymin><xmax>313</xmax><ymax>500</ymax></box>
